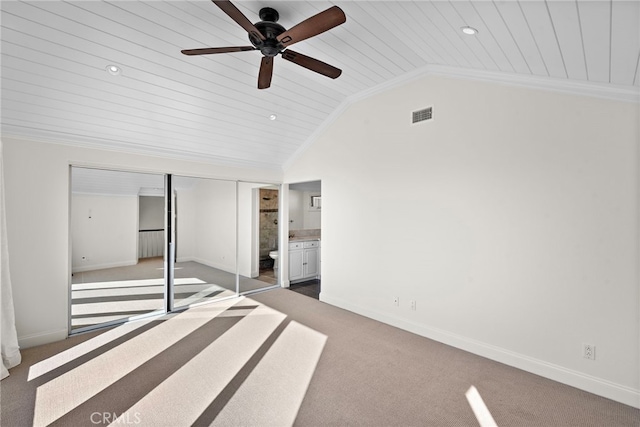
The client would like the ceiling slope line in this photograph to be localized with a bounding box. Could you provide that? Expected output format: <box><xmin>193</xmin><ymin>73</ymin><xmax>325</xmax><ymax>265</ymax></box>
<box><xmin>282</xmin><ymin>64</ymin><xmax>640</xmax><ymax>171</ymax></box>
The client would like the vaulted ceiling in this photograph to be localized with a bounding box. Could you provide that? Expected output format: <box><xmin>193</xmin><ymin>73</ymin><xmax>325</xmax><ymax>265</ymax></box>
<box><xmin>2</xmin><ymin>1</ymin><xmax>639</xmax><ymax>170</ymax></box>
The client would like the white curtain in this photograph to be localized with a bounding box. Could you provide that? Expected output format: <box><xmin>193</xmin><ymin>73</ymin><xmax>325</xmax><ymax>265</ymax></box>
<box><xmin>1</xmin><ymin>140</ymin><xmax>21</xmax><ymax>379</ymax></box>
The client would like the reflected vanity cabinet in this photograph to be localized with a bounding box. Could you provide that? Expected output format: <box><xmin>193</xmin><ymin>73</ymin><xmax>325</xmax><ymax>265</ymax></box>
<box><xmin>289</xmin><ymin>240</ymin><xmax>320</xmax><ymax>283</ymax></box>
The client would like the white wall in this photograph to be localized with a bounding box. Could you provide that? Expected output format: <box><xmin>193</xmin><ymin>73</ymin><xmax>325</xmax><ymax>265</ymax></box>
<box><xmin>175</xmin><ymin>187</ymin><xmax>197</xmax><ymax>262</ymax></box>
<box><xmin>71</xmin><ymin>194</ymin><xmax>137</xmax><ymax>272</ymax></box>
<box><xmin>192</xmin><ymin>179</ymin><xmax>237</xmax><ymax>273</ymax></box>
<box><xmin>288</xmin><ymin>190</ymin><xmax>305</xmax><ymax>230</ymax></box>
<box><xmin>176</xmin><ymin>179</ymin><xmax>243</xmax><ymax>274</ymax></box>
<box><xmin>175</xmin><ymin>180</ymin><xmax>268</xmax><ymax>278</ymax></box>
<box><xmin>302</xmin><ymin>191</ymin><xmax>321</xmax><ymax>230</ymax></box>
<box><xmin>238</xmin><ymin>182</ymin><xmax>263</xmax><ymax>278</ymax></box>
<box><xmin>3</xmin><ymin>137</ymin><xmax>281</xmax><ymax>348</ymax></box>
<box><xmin>138</xmin><ymin>196</ymin><xmax>164</xmax><ymax>230</ymax></box>
<box><xmin>289</xmin><ymin>190</ymin><xmax>321</xmax><ymax>230</ymax></box>
<box><xmin>284</xmin><ymin>75</ymin><xmax>640</xmax><ymax>407</ymax></box>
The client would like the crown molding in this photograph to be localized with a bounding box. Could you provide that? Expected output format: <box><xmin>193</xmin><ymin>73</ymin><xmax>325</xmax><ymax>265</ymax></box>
<box><xmin>349</xmin><ymin>64</ymin><xmax>640</xmax><ymax>105</ymax></box>
<box><xmin>426</xmin><ymin>65</ymin><xmax>640</xmax><ymax>104</ymax></box>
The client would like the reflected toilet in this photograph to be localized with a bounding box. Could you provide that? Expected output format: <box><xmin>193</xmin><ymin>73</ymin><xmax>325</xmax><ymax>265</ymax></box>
<box><xmin>269</xmin><ymin>250</ymin><xmax>278</xmax><ymax>278</ymax></box>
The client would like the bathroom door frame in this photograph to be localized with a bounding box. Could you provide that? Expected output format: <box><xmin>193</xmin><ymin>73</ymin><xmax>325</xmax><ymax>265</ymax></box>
<box><xmin>283</xmin><ymin>180</ymin><xmax>321</xmax><ymax>289</ymax></box>
<box><xmin>250</xmin><ymin>187</ymin><xmax>261</xmax><ymax>278</ymax></box>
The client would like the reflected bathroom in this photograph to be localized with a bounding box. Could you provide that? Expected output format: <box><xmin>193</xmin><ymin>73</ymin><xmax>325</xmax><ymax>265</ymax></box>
<box><xmin>258</xmin><ymin>188</ymin><xmax>279</xmax><ymax>284</ymax></box>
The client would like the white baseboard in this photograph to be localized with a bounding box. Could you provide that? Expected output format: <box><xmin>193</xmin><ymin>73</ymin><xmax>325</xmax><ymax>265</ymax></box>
<box><xmin>190</xmin><ymin>257</ymin><xmax>235</xmax><ymax>274</ymax></box>
<box><xmin>18</xmin><ymin>328</ymin><xmax>68</xmax><ymax>349</ymax></box>
<box><xmin>72</xmin><ymin>260</ymin><xmax>137</xmax><ymax>273</ymax></box>
<box><xmin>179</xmin><ymin>257</ymin><xmax>264</xmax><ymax>280</ymax></box>
<box><xmin>320</xmin><ymin>293</ymin><xmax>640</xmax><ymax>409</ymax></box>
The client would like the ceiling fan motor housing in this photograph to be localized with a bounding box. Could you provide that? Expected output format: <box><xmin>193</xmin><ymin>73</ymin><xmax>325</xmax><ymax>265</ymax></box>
<box><xmin>251</xmin><ymin>8</ymin><xmax>286</xmax><ymax>57</ymax></box>
<box><xmin>258</xmin><ymin>7</ymin><xmax>279</xmax><ymax>22</ymax></box>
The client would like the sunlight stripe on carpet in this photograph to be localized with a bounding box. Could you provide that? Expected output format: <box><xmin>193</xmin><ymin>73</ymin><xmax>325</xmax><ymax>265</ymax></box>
<box><xmin>70</xmin><ymin>299</ymin><xmax>166</xmax><ymax>316</ymax></box>
<box><xmin>71</xmin><ymin>279</ymin><xmax>207</xmax><ymax>299</ymax></box>
<box><xmin>32</xmin><ymin>297</ymin><xmax>242</xmax><ymax>426</ymax></box>
<box><xmin>174</xmin><ymin>284</ymin><xmax>229</xmax><ymax>307</ymax></box>
<box><xmin>71</xmin><ymin>278</ymin><xmax>166</xmax><ymax>291</ymax></box>
<box><xmin>28</xmin><ymin>318</ymin><xmax>156</xmax><ymax>382</ymax></box>
<box><xmin>71</xmin><ymin>286</ymin><xmax>233</xmax><ymax>316</ymax></box>
<box><xmin>211</xmin><ymin>320</ymin><xmax>327</xmax><ymax>426</ymax></box>
<box><xmin>111</xmin><ymin>302</ymin><xmax>286</xmax><ymax>426</ymax></box>
<box><xmin>466</xmin><ymin>385</ymin><xmax>498</xmax><ymax>427</ymax></box>
<box><xmin>70</xmin><ymin>314</ymin><xmax>159</xmax><ymax>328</ymax></box>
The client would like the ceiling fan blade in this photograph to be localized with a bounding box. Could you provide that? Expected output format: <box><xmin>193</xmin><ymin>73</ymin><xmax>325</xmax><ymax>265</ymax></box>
<box><xmin>281</xmin><ymin>50</ymin><xmax>342</xmax><ymax>79</ymax></box>
<box><xmin>258</xmin><ymin>56</ymin><xmax>273</xmax><ymax>89</ymax></box>
<box><xmin>277</xmin><ymin>6</ymin><xmax>346</xmax><ymax>47</ymax></box>
<box><xmin>212</xmin><ymin>0</ymin><xmax>265</xmax><ymax>42</ymax></box>
<box><xmin>181</xmin><ymin>46</ymin><xmax>256</xmax><ymax>55</ymax></box>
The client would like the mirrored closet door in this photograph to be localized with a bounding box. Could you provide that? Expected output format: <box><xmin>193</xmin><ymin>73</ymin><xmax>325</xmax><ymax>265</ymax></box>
<box><xmin>70</xmin><ymin>169</ymin><xmax>280</xmax><ymax>334</ymax></box>
<box><xmin>70</xmin><ymin>167</ymin><xmax>166</xmax><ymax>332</ymax></box>
<box><xmin>172</xmin><ymin>176</ymin><xmax>238</xmax><ymax>309</ymax></box>
<box><xmin>238</xmin><ymin>182</ymin><xmax>280</xmax><ymax>294</ymax></box>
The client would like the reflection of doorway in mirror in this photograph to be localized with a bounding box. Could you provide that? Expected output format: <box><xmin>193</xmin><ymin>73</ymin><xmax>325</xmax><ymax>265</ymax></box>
<box><xmin>138</xmin><ymin>195</ymin><xmax>165</xmax><ymax>260</ymax></box>
<box><xmin>259</xmin><ymin>188</ymin><xmax>279</xmax><ymax>261</ymax></box>
<box><xmin>237</xmin><ymin>182</ymin><xmax>279</xmax><ymax>289</ymax></box>
<box><xmin>250</xmin><ymin>187</ymin><xmax>279</xmax><ymax>287</ymax></box>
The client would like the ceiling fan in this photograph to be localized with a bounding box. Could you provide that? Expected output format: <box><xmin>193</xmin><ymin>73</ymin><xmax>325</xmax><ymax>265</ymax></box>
<box><xmin>181</xmin><ymin>0</ymin><xmax>346</xmax><ymax>89</ymax></box>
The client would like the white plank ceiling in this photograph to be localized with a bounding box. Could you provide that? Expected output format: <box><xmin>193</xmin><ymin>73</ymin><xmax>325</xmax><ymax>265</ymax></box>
<box><xmin>2</xmin><ymin>1</ymin><xmax>639</xmax><ymax>170</ymax></box>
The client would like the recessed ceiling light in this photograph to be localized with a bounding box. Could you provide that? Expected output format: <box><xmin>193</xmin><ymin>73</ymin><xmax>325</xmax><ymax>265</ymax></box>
<box><xmin>461</xmin><ymin>26</ymin><xmax>478</xmax><ymax>35</ymax></box>
<box><xmin>269</xmin><ymin>114</ymin><xmax>277</xmax><ymax>121</ymax></box>
<box><xmin>106</xmin><ymin>64</ymin><xmax>121</xmax><ymax>76</ymax></box>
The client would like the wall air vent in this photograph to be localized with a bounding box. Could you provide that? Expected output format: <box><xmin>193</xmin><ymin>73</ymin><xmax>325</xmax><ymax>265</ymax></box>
<box><xmin>412</xmin><ymin>107</ymin><xmax>433</xmax><ymax>124</ymax></box>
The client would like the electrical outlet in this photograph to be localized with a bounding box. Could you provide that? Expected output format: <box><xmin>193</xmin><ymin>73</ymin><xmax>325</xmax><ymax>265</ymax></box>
<box><xmin>410</xmin><ymin>300</ymin><xmax>416</xmax><ymax>310</ymax></box>
<box><xmin>583</xmin><ymin>344</ymin><xmax>596</xmax><ymax>360</ymax></box>
<box><xmin>393</xmin><ymin>296</ymin><xmax>399</xmax><ymax>306</ymax></box>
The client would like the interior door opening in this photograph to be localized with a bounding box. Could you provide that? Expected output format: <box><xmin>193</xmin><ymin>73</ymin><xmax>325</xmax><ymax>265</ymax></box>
<box><xmin>286</xmin><ymin>180</ymin><xmax>321</xmax><ymax>300</ymax></box>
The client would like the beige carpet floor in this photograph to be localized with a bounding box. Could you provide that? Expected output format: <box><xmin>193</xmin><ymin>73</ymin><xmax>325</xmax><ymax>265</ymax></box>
<box><xmin>1</xmin><ymin>288</ymin><xmax>638</xmax><ymax>426</ymax></box>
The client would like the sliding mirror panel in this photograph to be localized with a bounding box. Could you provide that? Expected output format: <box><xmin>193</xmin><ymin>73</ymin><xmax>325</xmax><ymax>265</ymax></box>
<box><xmin>70</xmin><ymin>167</ymin><xmax>166</xmax><ymax>332</ymax></box>
<box><xmin>172</xmin><ymin>176</ymin><xmax>238</xmax><ymax>309</ymax></box>
<box><xmin>238</xmin><ymin>182</ymin><xmax>280</xmax><ymax>294</ymax></box>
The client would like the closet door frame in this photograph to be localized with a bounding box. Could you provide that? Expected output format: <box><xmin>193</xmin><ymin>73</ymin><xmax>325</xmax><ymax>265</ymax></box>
<box><xmin>69</xmin><ymin>165</ymin><xmax>282</xmax><ymax>336</ymax></box>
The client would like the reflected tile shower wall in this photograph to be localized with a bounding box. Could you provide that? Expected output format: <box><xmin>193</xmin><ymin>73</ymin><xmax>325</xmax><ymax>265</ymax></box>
<box><xmin>259</xmin><ymin>189</ymin><xmax>279</xmax><ymax>263</ymax></box>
